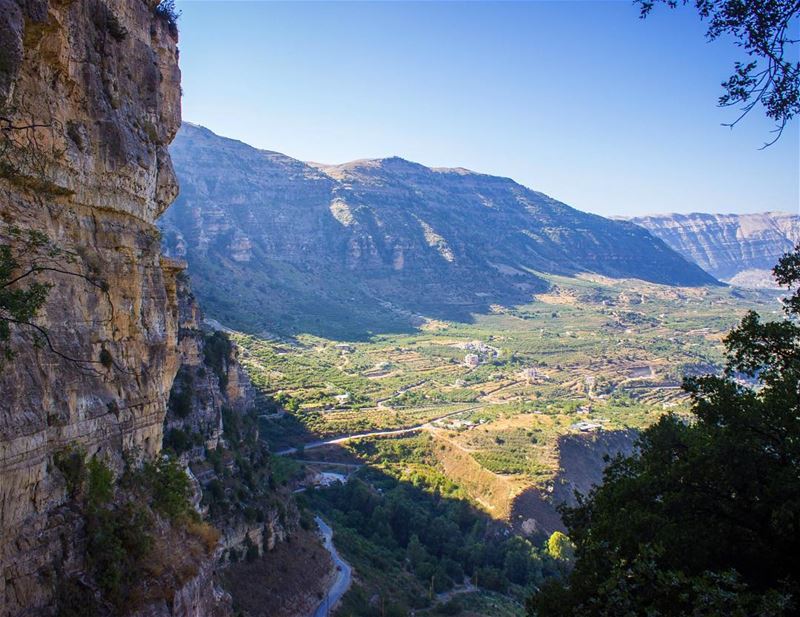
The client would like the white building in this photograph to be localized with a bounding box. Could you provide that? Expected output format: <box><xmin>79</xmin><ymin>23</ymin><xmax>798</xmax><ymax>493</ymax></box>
<box><xmin>464</xmin><ymin>354</ymin><xmax>480</xmax><ymax>368</ymax></box>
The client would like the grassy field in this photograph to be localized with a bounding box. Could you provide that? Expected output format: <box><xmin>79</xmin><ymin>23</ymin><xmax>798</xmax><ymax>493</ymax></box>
<box><xmin>236</xmin><ymin>274</ymin><xmax>779</xmax><ymax>516</ymax></box>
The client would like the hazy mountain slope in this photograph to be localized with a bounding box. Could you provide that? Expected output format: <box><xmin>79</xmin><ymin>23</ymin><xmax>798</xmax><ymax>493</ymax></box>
<box><xmin>629</xmin><ymin>211</ymin><xmax>800</xmax><ymax>287</ymax></box>
<box><xmin>162</xmin><ymin>124</ymin><xmax>716</xmax><ymax>338</ymax></box>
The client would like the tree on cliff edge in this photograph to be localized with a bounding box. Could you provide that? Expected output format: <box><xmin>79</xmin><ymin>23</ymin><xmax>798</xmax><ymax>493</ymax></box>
<box><xmin>0</xmin><ymin>226</ymin><xmax>115</xmax><ymax>370</ymax></box>
<box><xmin>528</xmin><ymin>245</ymin><xmax>800</xmax><ymax>616</ymax></box>
<box><xmin>0</xmin><ymin>229</ymin><xmax>51</xmax><ymax>362</ymax></box>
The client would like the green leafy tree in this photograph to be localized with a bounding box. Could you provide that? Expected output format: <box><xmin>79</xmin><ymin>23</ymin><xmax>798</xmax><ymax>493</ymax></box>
<box><xmin>0</xmin><ymin>225</ymin><xmax>112</xmax><ymax>370</ymax></box>
<box><xmin>637</xmin><ymin>0</ymin><xmax>799</xmax><ymax>146</ymax></box>
<box><xmin>141</xmin><ymin>455</ymin><xmax>195</xmax><ymax>521</ymax></box>
<box><xmin>0</xmin><ymin>230</ymin><xmax>52</xmax><ymax>362</ymax></box>
<box><xmin>407</xmin><ymin>533</ymin><xmax>429</xmax><ymax>570</ymax></box>
<box><xmin>544</xmin><ymin>531</ymin><xmax>574</xmax><ymax>564</ymax></box>
<box><xmin>86</xmin><ymin>456</ymin><xmax>115</xmax><ymax>507</ymax></box>
<box><xmin>528</xmin><ymin>245</ymin><xmax>800</xmax><ymax>616</ymax></box>
<box><xmin>503</xmin><ymin>537</ymin><xmax>536</xmax><ymax>585</ymax></box>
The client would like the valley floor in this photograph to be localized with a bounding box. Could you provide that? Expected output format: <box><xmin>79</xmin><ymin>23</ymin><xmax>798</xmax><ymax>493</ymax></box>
<box><xmin>227</xmin><ymin>274</ymin><xmax>779</xmax><ymax>615</ymax></box>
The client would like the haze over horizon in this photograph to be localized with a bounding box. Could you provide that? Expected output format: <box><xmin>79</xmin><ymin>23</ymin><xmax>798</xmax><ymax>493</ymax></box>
<box><xmin>175</xmin><ymin>1</ymin><xmax>798</xmax><ymax>218</ymax></box>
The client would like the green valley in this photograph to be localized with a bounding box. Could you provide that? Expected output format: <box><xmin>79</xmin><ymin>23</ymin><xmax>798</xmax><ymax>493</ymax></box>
<box><xmin>242</xmin><ymin>274</ymin><xmax>777</xmax><ymax>456</ymax></box>
<box><xmin>3</xmin><ymin>0</ymin><xmax>797</xmax><ymax>615</ymax></box>
<box><xmin>220</xmin><ymin>273</ymin><xmax>780</xmax><ymax>614</ymax></box>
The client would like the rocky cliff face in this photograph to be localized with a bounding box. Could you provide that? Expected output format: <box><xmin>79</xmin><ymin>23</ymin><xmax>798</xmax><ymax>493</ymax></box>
<box><xmin>166</xmin><ymin>274</ymin><xmax>255</xmax><ymax>456</ymax></box>
<box><xmin>629</xmin><ymin>212</ymin><xmax>800</xmax><ymax>287</ymax></box>
<box><xmin>161</xmin><ymin>124</ymin><xmax>717</xmax><ymax>339</ymax></box>
<box><xmin>164</xmin><ymin>278</ymin><xmax>312</xmax><ymax>613</ymax></box>
<box><xmin>0</xmin><ymin>1</ymin><xmax>191</xmax><ymax>613</ymax></box>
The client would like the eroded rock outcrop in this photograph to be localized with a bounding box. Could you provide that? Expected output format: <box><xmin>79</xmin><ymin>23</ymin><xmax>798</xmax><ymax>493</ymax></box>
<box><xmin>0</xmin><ymin>1</ymin><xmax>187</xmax><ymax>613</ymax></box>
<box><xmin>165</xmin><ymin>275</ymin><xmax>255</xmax><ymax>456</ymax></box>
<box><xmin>164</xmin><ymin>278</ymin><xmax>311</xmax><ymax>614</ymax></box>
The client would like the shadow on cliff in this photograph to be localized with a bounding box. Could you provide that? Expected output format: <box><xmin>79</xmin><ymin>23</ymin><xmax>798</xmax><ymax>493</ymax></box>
<box><xmin>180</xmin><ymin>250</ymin><xmax>542</xmax><ymax>341</ymax></box>
<box><xmin>510</xmin><ymin>429</ymin><xmax>638</xmax><ymax>538</ymax></box>
<box><xmin>186</xmin><ymin>277</ymin><xmax>501</xmax><ymax>342</ymax></box>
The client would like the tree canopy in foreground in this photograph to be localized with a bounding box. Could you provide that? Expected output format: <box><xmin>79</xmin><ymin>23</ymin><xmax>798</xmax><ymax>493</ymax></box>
<box><xmin>528</xmin><ymin>245</ymin><xmax>800</xmax><ymax>616</ymax></box>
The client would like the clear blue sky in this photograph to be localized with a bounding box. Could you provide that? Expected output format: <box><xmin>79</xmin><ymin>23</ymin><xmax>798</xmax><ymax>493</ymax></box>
<box><xmin>175</xmin><ymin>1</ymin><xmax>799</xmax><ymax>217</ymax></box>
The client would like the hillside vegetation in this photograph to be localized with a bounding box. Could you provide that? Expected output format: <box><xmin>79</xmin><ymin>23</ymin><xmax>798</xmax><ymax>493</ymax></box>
<box><xmin>528</xmin><ymin>248</ymin><xmax>800</xmax><ymax>616</ymax></box>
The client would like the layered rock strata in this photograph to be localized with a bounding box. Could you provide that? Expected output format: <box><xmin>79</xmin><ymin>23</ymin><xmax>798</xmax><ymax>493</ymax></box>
<box><xmin>160</xmin><ymin>123</ymin><xmax>717</xmax><ymax>339</ymax></box>
<box><xmin>630</xmin><ymin>211</ymin><xmax>800</xmax><ymax>286</ymax></box>
<box><xmin>0</xmin><ymin>1</ymin><xmax>183</xmax><ymax>612</ymax></box>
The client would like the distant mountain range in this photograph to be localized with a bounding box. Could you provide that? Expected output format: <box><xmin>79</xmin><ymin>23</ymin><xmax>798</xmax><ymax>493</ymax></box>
<box><xmin>161</xmin><ymin>124</ymin><xmax>716</xmax><ymax>338</ymax></box>
<box><xmin>629</xmin><ymin>212</ymin><xmax>800</xmax><ymax>288</ymax></box>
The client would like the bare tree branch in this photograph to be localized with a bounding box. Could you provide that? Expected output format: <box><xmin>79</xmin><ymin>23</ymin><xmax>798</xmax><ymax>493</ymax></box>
<box><xmin>638</xmin><ymin>0</ymin><xmax>800</xmax><ymax>146</ymax></box>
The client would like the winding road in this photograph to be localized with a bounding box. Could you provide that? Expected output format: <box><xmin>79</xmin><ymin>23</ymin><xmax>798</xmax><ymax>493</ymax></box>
<box><xmin>286</xmin><ymin>407</ymin><xmax>485</xmax><ymax>615</ymax></box>
<box><xmin>313</xmin><ymin>517</ymin><xmax>352</xmax><ymax>617</ymax></box>
<box><xmin>275</xmin><ymin>405</ymin><xmax>484</xmax><ymax>456</ymax></box>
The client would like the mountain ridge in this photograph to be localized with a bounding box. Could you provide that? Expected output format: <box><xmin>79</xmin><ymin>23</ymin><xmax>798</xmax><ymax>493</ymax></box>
<box><xmin>161</xmin><ymin>123</ymin><xmax>717</xmax><ymax>339</ymax></box>
<box><xmin>628</xmin><ymin>211</ymin><xmax>800</xmax><ymax>287</ymax></box>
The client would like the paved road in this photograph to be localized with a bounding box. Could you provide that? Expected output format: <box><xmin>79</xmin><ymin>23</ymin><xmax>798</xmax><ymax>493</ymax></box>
<box><xmin>313</xmin><ymin>517</ymin><xmax>352</xmax><ymax>617</ymax></box>
<box><xmin>292</xmin><ymin>460</ymin><xmax>363</xmax><ymax>469</ymax></box>
<box><xmin>275</xmin><ymin>406</ymin><xmax>483</xmax><ymax>456</ymax></box>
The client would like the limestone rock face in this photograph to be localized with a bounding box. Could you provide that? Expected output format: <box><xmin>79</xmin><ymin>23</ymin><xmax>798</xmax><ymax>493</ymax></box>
<box><xmin>165</xmin><ymin>278</ymin><xmax>292</xmax><ymax>567</ymax></box>
<box><xmin>162</xmin><ymin>124</ymin><xmax>717</xmax><ymax>339</ymax></box>
<box><xmin>129</xmin><ymin>555</ymin><xmax>232</xmax><ymax>617</ymax></box>
<box><xmin>629</xmin><ymin>211</ymin><xmax>800</xmax><ymax>287</ymax></box>
<box><xmin>0</xmin><ymin>1</ymin><xmax>184</xmax><ymax>612</ymax></box>
<box><xmin>166</xmin><ymin>275</ymin><xmax>255</xmax><ymax>454</ymax></box>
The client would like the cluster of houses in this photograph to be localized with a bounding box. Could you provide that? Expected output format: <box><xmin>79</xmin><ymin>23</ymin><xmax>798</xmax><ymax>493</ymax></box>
<box><xmin>432</xmin><ymin>416</ymin><xmax>487</xmax><ymax>431</ymax></box>
<box><xmin>464</xmin><ymin>353</ymin><xmax>481</xmax><ymax>368</ymax></box>
<box><xmin>458</xmin><ymin>340</ymin><xmax>499</xmax><ymax>368</ymax></box>
<box><xmin>318</xmin><ymin>391</ymin><xmax>352</xmax><ymax>411</ymax></box>
<box><xmin>309</xmin><ymin>470</ymin><xmax>347</xmax><ymax>488</ymax></box>
<box><xmin>519</xmin><ymin>367</ymin><xmax>551</xmax><ymax>383</ymax></box>
<box><xmin>293</xmin><ymin>468</ymin><xmax>352</xmax><ymax>493</ymax></box>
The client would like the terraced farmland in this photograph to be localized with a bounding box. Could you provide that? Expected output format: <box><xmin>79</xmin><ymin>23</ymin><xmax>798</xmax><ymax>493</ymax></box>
<box><xmin>235</xmin><ymin>274</ymin><xmax>780</xmax><ymax>517</ymax></box>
